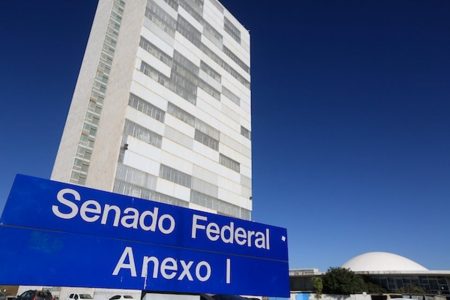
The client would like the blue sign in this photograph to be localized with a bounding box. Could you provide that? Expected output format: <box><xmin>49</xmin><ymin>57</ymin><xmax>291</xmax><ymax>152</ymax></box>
<box><xmin>0</xmin><ymin>174</ymin><xmax>290</xmax><ymax>297</ymax></box>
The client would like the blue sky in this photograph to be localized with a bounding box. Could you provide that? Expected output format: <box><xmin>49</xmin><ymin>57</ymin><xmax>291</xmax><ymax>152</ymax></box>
<box><xmin>1</xmin><ymin>1</ymin><xmax>450</xmax><ymax>271</ymax></box>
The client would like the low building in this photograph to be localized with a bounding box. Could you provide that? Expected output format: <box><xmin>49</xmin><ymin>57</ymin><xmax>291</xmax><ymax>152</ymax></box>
<box><xmin>290</xmin><ymin>252</ymin><xmax>450</xmax><ymax>296</ymax></box>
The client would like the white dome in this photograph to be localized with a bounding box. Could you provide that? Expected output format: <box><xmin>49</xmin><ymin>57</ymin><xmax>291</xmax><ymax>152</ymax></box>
<box><xmin>342</xmin><ymin>252</ymin><xmax>428</xmax><ymax>272</ymax></box>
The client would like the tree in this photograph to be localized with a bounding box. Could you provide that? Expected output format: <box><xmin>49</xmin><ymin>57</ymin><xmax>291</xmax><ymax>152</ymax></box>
<box><xmin>322</xmin><ymin>267</ymin><xmax>366</xmax><ymax>295</ymax></box>
<box><xmin>398</xmin><ymin>284</ymin><xmax>425</xmax><ymax>295</ymax></box>
<box><xmin>312</xmin><ymin>277</ymin><xmax>323</xmax><ymax>299</ymax></box>
<box><xmin>364</xmin><ymin>281</ymin><xmax>386</xmax><ymax>294</ymax></box>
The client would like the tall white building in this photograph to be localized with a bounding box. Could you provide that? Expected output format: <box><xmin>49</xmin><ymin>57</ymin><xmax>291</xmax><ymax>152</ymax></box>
<box><xmin>52</xmin><ymin>0</ymin><xmax>252</xmax><ymax>220</ymax></box>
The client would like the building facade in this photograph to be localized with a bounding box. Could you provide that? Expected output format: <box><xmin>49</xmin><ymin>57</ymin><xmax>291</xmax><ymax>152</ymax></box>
<box><xmin>52</xmin><ymin>0</ymin><xmax>252</xmax><ymax>220</ymax></box>
<box><xmin>290</xmin><ymin>253</ymin><xmax>450</xmax><ymax>296</ymax></box>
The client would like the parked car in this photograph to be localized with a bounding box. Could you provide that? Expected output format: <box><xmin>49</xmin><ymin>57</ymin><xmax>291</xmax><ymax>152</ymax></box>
<box><xmin>67</xmin><ymin>294</ymin><xmax>93</xmax><ymax>300</ymax></box>
<box><xmin>16</xmin><ymin>290</ymin><xmax>53</xmax><ymax>300</ymax></box>
<box><xmin>108</xmin><ymin>296</ymin><xmax>135</xmax><ymax>300</ymax></box>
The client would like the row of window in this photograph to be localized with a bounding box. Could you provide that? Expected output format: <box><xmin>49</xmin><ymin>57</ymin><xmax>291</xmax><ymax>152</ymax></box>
<box><xmin>223</xmin><ymin>45</ymin><xmax>249</xmax><ymax>74</ymax></box>
<box><xmin>167</xmin><ymin>102</ymin><xmax>220</xmax><ymax>151</ymax></box>
<box><xmin>141</xmin><ymin>61</ymin><xmax>197</xmax><ymax>104</ymax></box>
<box><xmin>144</xmin><ymin>0</ymin><xmax>250</xmax><ymax>89</ymax></box>
<box><xmin>113</xmin><ymin>178</ymin><xmax>249</xmax><ymax>220</ymax></box>
<box><xmin>140</xmin><ymin>49</ymin><xmax>222</xmax><ymax>105</ymax></box>
<box><xmin>126</xmin><ymin>98</ymin><xmax>245</xmax><ymax>168</ymax></box>
<box><xmin>118</xmin><ymin>155</ymin><xmax>220</xmax><ymax>201</ymax></box>
<box><xmin>115</xmin><ymin>130</ymin><xmax>248</xmax><ymax>217</ymax></box>
<box><xmin>113</xmin><ymin>163</ymin><xmax>249</xmax><ymax>220</ymax></box>
<box><xmin>146</xmin><ymin>0</ymin><xmax>177</xmax><ymax>36</ymax></box>
<box><xmin>171</xmin><ymin>0</ymin><xmax>248</xmax><ymax>74</ymax></box>
<box><xmin>198</xmin><ymin>42</ymin><xmax>250</xmax><ymax>89</ymax></box>
<box><xmin>70</xmin><ymin>0</ymin><xmax>126</xmax><ymax>185</ymax></box>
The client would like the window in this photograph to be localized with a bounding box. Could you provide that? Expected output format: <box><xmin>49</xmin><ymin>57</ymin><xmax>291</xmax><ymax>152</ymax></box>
<box><xmin>162</xmin><ymin>0</ymin><xmax>178</xmax><ymax>10</ymax></box>
<box><xmin>219</xmin><ymin>153</ymin><xmax>240</xmax><ymax>172</ymax></box>
<box><xmin>195</xmin><ymin>118</ymin><xmax>220</xmax><ymax>140</ymax></box>
<box><xmin>223</xmin><ymin>46</ymin><xmax>250</xmax><ymax>73</ymax></box>
<box><xmin>222</xmin><ymin>86</ymin><xmax>240</xmax><ymax>106</ymax></box>
<box><xmin>199</xmin><ymin>43</ymin><xmax>250</xmax><ymax>89</ymax></box>
<box><xmin>83</xmin><ymin>123</ymin><xmax>97</xmax><ymax>137</ymax></box>
<box><xmin>74</xmin><ymin>158</ymin><xmax>89</xmax><ymax>173</ymax></box>
<box><xmin>176</xmin><ymin>16</ymin><xmax>201</xmax><ymax>46</ymax></box>
<box><xmin>70</xmin><ymin>171</ymin><xmax>87</xmax><ymax>185</ymax></box>
<box><xmin>190</xmin><ymin>190</ymin><xmax>250</xmax><ymax>220</ymax></box>
<box><xmin>203</xmin><ymin>21</ymin><xmax>223</xmax><ymax>49</ymax></box>
<box><xmin>139</xmin><ymin>37</ymin><xmax>172</xmax><ymax>67</ymax></box>
<box><xmin>114</xmin><ymin>180</ymin><xmax>189</xmax><ymax>207</ymax></box>
<box><xmin>200</xmin><ymin>61</ymin><xmax>221</xmax><ymax>83</ymax></box>
<box><xmin>76</xmin><ymin>146</ymin><xmax>92</xmax><ymax>160</ymax></box>
<box><xmin>191</xmin><ymin>176</ymin><xmax>218</xmax><ymax>197</ymax></box>
<box><xmin>85</xmin><ymin>111</ymin><xmax>100</xmax><ymax>125</ymax></box>
<box><xmin>145</xmin><ymin>1</ymin><xmax>177</xmax><ymax>36</ymax></box>
<box><xmin>224</xmin><ymin>17</ymin><xmax>241</xmax><ymax>44</ymax></box>
<box><xmin>123</xmin><ymin>119</ymin><xmax>162</xmax><ymax>148</ymax></box>
<box><xmin>209</xmin><ymin>0</ymin><xmax>223</xmax><ymax>12</ymax></box>
<box><xmin>160</xmin><ymin>164</ymin><xmax>192</xmax><ymax>188</ymax></box>
<box><xmin>115</xmin><ymin>163</ymin><xmax>156</xmax><ymax>190</ymax></box>
<box><xmin>128</xmin><ymin>93</ymin><xmax>165</xmax><ymax>122</ymax></box>
<box><xmin>241</xmin><ymin>126</ymin><xmax>251</xmax><ymax>140</ymax></box>
<box><xmin>88</xmin><ymin>99</ymin><xmax>102</xmax><ymax>114</ymax></box>
<box><xmin>140</xmin><ymin>60</ymin><xmax>198</xmax><ymax>105</ymax></box>
<box><xmin>167</xmin><ymin>102</ymin><xmax>195</xmax><ymax>126</ymax></box>
<box><xmin>194</xmin><ymin>130</ymin><xmax>219</xmax><ymax>150</ymax></box>
<box><xmin>140</xmin><ymin>61</ymin><xmax>170</xmax><ymax>86</ymax></box>
<box><xmin>198</xmin><ymin>78</ymin><xmax>220</xmax><ymax>100</ymax></box>
<box><xmin>178</xmin><ymin>0</ymin><xmax>203</xmax><ymax>23</ymax></box>
<box><xmin>173</xmin><ymin>51</ymin><xmax>199</xmax><ymax>75</ymax></box>
<box><xmin>80</xmin><ymin>134</ymin><xmax>95</xmax><ymax>148</ymax></box>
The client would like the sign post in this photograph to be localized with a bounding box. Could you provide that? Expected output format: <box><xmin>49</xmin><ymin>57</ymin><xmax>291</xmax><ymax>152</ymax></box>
<box><xmin>0</xmin><ymin>174</ymin><xmax>289</xmax><ymax>297</ymax></box>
